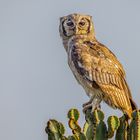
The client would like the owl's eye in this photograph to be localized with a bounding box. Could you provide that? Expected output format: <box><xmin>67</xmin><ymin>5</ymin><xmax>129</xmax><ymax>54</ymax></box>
<box><xmin>79</xmin><ymin>21</ymin><xmax>85</xmax><ymax>26</ymax></box>
<box><xmin>66</xmin><ymin>20</ymin><xmax>74</xmax><ymax>27</ymax></box>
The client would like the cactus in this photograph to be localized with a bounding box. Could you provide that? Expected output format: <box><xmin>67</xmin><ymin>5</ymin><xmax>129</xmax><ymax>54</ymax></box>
<box><xmin>107</xmin><ymin>115</ymin><xmax>120</xmax><ymax>138</ymax></box>
<box><xmin>83</xmin><ymin>109</ymin><xmax>108</xmax><ymax>140</ymax></box>
<box><xmin>128</xmin><ymin>110</ymin><xmax>140</xmax><ymax>140</ymax></box>
<box><xmin>45</xmin><ymin>119</ymin><xmax>67</xmax><ymax>140</ymax></box>
<box><xmin>68</xmin><ymin>108</ymin><xmax>86</xmax><ymax>140</ymax></box>
<box><xmin>115</xmin><ymin>115</ymin><xmax>128</xmax><ymax>140</ymax></box>
<box><xmin>46</xmin><ymin>108</ymin><xmax>140</xmax><ymax>140</ymax></box>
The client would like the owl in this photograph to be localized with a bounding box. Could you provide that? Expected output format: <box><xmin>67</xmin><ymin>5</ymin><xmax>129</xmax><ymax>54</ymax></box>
<box><xmin>59</xmin><ymin>13</ymin><xmax>137</xmax><ymax>118</ymax></box>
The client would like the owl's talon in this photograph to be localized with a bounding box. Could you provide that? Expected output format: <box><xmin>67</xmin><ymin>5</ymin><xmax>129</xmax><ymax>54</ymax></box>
<box><xmin>83</xmin><ymin>103</ymin><xmax>92</xmax><ymax>113</ymax></box>
<box><xmin>82</xmin><ymin>99</ymin><xmax>92</xmax><ymax>107</ymax></box>
<box><xmin>91</xmin><ymin>104</ymin><xmax>101</xmax><ymax>112</ymax></box>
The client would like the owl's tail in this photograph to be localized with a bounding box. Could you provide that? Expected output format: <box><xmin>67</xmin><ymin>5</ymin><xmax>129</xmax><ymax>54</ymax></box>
<box><xmin>125</xmin><ymin>98</ymin><xmax>137</xmax><ymax>119</ymax></box>
<box><xmin>130</xmin><ymin>98</ymin><xmax>137</xmax><ymax>110</ymax></box>
<box><xmin>123</xmin><ymin>79</ymin><xmax>137</xmax><ymax>118</ymax></box>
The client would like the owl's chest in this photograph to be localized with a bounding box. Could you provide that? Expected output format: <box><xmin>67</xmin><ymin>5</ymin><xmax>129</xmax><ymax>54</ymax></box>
<box><xmin>67</xmin><ymin>44</ymin><xmax>95</xmax><ymax>96</ymax></box>
<box><xmin>68</xmin><ymin>57</ymin><xmax>92</xmax><ymax>95</ymax></box>
<box><xmin>68</xmin><ymin>57</ymin><xmax>103</xmax><ymax>98</ymax></box>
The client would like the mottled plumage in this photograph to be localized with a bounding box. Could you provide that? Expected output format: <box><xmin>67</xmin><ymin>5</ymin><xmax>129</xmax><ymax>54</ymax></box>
<box><xmin>59</xmin><ymin>13</ymin><xmax>137</xmax><ymax>118</ymax></box>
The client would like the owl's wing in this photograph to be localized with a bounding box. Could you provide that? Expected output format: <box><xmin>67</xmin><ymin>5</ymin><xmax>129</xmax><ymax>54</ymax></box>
<box><xmin>71</xmin><ymin>39</ymin><xmax>136</xmax><ymax>115</ymax></box>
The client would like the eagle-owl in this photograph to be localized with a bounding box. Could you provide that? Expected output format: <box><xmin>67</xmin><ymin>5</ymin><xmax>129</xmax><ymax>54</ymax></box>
<box><xmin>59</xmin><ymin>13</ymin><xmax>137</xmax><ymax>118</ymax></box>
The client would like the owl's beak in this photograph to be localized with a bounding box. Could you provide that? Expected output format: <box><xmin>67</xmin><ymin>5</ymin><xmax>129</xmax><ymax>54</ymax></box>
<box><xmin>74</xmin><ymin>27</ymin><xmax>79</xmax><ymax>35</ymax></box>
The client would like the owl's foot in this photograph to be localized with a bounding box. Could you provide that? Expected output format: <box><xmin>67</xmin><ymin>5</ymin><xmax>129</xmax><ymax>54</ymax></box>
<box><xmin>82</xmin><ymin>98</ymin><xmax>93</xmax><ymax>113</ymax></box>
<box><xmin>83</xmin><ymin>98</ymin><xmax>101</xmax><ymax>113</ymax></box>
<box><xmin>82</xmin><ymin>98</ymin><xmax>93</xmax><ymax>107</ymax></box>
<box><xmin>91</xmin><ymin>104</ymin><xmax>101</xmax><ymax>112</ymax></box>
<box><xmin>83</xmin><ymin>103</ymin><xmax>92</xmax><ymax>113</ymax></box>
<box><xmin>83</xmin><ymin>104</ymin><xmax>101</xmax><ymax>113</ymax></box>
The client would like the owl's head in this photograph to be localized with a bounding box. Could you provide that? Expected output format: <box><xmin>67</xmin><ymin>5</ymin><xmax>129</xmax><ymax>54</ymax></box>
<box><xmin>59</xmin><ymin>13</ymin><xmax>95</xmax><ymax>39</ymax></box>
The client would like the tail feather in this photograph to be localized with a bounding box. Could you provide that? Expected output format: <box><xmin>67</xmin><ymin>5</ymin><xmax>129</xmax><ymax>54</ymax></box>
<box><xmin>130</xmin><ymin>98</ymin><xmax>137</xmax><ymax>110</ymax></box>
<box><xmin>125</xmin><ymin>98</ymin><xmax>137</xmax><ymax>119</ymax></box>
<box><xmin>123</xmin><ymin>79</ymin><xmax>137</xmax><ymax>116</ymax></box>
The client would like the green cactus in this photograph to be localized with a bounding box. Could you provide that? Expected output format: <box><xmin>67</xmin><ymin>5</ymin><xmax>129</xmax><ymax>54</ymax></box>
<box><xmin>83</xmin><ymin>109</ymin><xmax>108</xmax><ymax>140</ymax></box>
<box><xmin>107</xmin><ymin>115</ymin><xmax>120</xmax><ymax>138</ymax></box>
<box><xmin>46</xmin><ymin>119</ymin><xmax>67</xmax><ymax>140</ymax></box>
<box><xmin>68</xmin><ymin>109</ymin><xmax>86</xmax><ymax>140</ymax></box>
<box><xmin>128</xmin><ymin>110</ymin><xmax>140</xmax><ymax>140</ymax></box>
<box><xmin>46</xmin><ymin>108</ymin><xmax>140</xmax><ymax>140</ymax></box>
<box><xmin>93</xmin><ymin>110</ymin><xmax>108</xmax><ymax>140</ymax></box>
<box><xmin>68</xmin><ymin>109</ymin><xmax>81</xmax><ymax>133</ymax></box>
<box><xmin>83</xmin><ymin>109</ymin><xmax>95</xmax><ymax>140</ymax></box>
<box><xmin>115</xmin><ymin>115</ymin><xmax>128</xmax><ymax>140</ymax></box>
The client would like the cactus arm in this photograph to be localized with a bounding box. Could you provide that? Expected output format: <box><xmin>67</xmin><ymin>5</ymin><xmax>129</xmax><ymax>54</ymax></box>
<box><xmin>84</xmin><ymin>109</ymin><xmax>108</xmax><ymax>140</ymax></box>
<box><xmin>107</xmin><ymin>116</ymin><xmax>120</xmax><ymax>138</ymax></box>
<box><xmin>128</xmin><ymin>110</ymin><xmax>140</xmax><ymax>140</ymax></box>
<box><xmin>95</xmin><ymin>121</ymin><xmax>108</xmax><ymax>140</ymax></box>
<box><xmin>68</xmin><ymin>109</ymin><xmax>86</xmax><ymax>140</ymax></box>
<box><xmin>115</xmin><ymin>115</ymin><xmax>128</xmax><ymax>140</ymax></box>
<box><xmin>46</xmin><ymin>119</ymin><xmax>66</xmax><ymax>140</ymax></box>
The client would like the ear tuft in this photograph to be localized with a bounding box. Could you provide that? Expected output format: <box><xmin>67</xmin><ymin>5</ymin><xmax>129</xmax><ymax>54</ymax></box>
<box><xmin>60</xmin><ymin>16</ymin><xmax>67</xmax><ymax>22</ymax></box>
<box><xmin>60</xmin><ymin>17</ymin><xmax>63</xmax><ymax>21</ymax></box>
<box><xmin>88</xmin><ymin>15</ymin><xmax>92</xmax><ymax>19</ymax></box>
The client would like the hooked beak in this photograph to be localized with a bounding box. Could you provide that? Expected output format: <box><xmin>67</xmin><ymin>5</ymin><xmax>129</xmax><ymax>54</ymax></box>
<box><xmin>74</xmin><ymin>27</ymin><xmax>79</xmax><ymax>35</ymax></box>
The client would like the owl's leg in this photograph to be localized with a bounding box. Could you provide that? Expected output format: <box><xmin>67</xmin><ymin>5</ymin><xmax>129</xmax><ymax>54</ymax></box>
<box><xmin>83</xmin><ymin>97</ymin><xmax>102</xmax><ymax>113</ymax></box>
<box><xmin>91</xmin><ymin>98</ymin><xmax>102</xmax><ymax>112</ymax></box>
